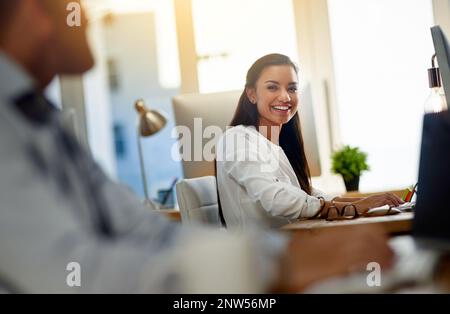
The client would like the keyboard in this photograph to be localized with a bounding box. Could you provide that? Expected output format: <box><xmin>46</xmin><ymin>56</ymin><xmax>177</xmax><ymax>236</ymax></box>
<box><xmin>394</xmin><ymin>201</ymin><xmax>415</xmax><ymax>212</ymax></box>
<box><xmin>365</xmin><ymin>202</ymin><xmax>415</xmax><ymax>216</ymax></box>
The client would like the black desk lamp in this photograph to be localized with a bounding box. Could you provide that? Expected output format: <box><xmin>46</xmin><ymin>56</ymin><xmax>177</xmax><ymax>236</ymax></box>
<box><xmin>135</xmin><ymin>99</ymin><xmax>167</xmax><ymax>209</ymax></box>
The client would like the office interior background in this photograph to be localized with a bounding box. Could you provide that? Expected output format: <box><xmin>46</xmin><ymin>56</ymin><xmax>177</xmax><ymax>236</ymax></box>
<box><xmin>45</xmin><ymin>0</ymin><xmax>450</xmax><ymax>205</ymax></box>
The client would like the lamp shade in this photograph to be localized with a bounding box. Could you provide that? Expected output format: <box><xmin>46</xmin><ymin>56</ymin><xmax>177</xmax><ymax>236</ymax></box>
<box><xmin>135</xmin><ymin>99</ymin><xmax>167</xmax><ymax>137</ymax></box>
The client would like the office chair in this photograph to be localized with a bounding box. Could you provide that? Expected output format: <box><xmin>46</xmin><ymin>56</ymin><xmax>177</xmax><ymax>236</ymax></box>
<box><xmin>175</xmin><ymin>176</ymin><xmax>222</xmax><ymax>227</ymax></box>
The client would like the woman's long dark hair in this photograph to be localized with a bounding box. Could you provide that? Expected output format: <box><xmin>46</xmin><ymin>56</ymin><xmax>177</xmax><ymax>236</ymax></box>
<box><xmin>217</xmin><ymin>53</ymin><xmax>312</xmax><ymax>226</ymax></box>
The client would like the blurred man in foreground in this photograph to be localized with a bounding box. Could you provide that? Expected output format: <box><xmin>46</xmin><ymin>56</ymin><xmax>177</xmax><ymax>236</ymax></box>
<box><xmin>0</xmin><ymin>0</ymin><xmax>393</xmax><ymax>293</ymax></box>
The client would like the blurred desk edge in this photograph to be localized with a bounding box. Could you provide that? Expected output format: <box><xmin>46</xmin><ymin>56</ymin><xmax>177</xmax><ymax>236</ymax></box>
<box><xmin>282</xmin><ymin>212</ymin><xmax>413</xmax><ymax>235</ymax></box>
<box><xmin>154</xmin><ymin>209</ymin><xmax>181</xmax><ymax>222</ymax></box>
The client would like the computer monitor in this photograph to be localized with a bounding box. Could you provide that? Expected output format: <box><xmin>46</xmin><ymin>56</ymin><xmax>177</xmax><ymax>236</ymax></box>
<box><xmin>172</xmin><ymin>85</ymin><xmax>322</xmax><ymax>179</ymax></box>
<box><xmin>431</xmin><ymin>26</ymin><xmax>450</xmax><ymax>106</ymax></box>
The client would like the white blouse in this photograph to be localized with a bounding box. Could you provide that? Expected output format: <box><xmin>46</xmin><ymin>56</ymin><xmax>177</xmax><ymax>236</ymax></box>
<box><xmin>216</xmin><ymin>125</ymin><xmax>333</xmax><ymax>230</ymax></box>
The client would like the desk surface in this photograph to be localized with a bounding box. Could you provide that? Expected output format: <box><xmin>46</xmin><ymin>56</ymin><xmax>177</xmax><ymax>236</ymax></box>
<box><xmin>282</xmin><ymin>212</ymin><xmax>413</xmax><ymax>235</ymax></box>
<box><xmin>154</xmin><ymin>209</ymin><xmax>181</xmax><ymax>221</ymax></box>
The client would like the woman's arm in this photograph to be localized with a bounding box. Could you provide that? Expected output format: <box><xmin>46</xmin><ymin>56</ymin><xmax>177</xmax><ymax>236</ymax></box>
<box><xmin>319</xmin><ymin>193</ymin><xmax>405</xmax><ymax>217</ymax></box>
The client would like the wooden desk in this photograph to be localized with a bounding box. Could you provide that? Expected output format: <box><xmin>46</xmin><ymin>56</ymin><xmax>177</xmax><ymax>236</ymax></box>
<box><xmin>154</xmin><ymin>209</ymin><xmax>182</xmax><ymax>222</ymax></box>
<box><xmin>282</xmin><ymin>212</ymin><xmax>413</xmax><ymax>235</ymax></box>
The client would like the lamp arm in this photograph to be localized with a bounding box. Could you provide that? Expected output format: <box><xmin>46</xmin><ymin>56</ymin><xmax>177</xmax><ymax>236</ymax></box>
<box><xmin>137</xmin><ymin>128</ymin><xmax>159</xmax><ymax>210</ymax></box>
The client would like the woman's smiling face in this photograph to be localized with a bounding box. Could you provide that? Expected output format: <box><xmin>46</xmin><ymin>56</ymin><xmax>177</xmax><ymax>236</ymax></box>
<box><xmin>246</xmin><ymin>64</ymin><xmax>299</xmax><ymax>128</ymax></box>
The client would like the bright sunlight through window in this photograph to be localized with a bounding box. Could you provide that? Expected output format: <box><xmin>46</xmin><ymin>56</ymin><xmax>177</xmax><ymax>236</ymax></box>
<box><xmin>327</xmin><ymin>0</ymin><xmax>435</xmax><ymax>191</ymax></box>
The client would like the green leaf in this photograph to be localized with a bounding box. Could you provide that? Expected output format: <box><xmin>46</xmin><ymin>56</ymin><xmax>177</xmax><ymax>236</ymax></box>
<box><xmin>331</xmin><ymin>145</ymin><xmax>370</xmax><ymax>181</ymax></box>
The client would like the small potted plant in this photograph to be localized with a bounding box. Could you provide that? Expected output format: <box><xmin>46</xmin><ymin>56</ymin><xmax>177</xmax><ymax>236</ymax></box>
<box><xmin>331</xmin><ymin>145</ymin><xmax>369</xmax><ymax>192</ymax></box>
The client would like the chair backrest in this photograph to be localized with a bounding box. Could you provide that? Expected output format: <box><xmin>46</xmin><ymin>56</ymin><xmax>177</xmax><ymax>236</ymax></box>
<box><xmin>176</xmin><ymin>176</ymin><xmax>222</xmax><ymax>227</ymax></box>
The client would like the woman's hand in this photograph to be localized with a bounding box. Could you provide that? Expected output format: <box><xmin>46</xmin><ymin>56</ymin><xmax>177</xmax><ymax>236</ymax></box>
<box><xmin>275</xmin><ymin>225</ymin><xmax>394</xmax><ymax>292</ymax></box>
<box><xmin>353</xmin><ymin>193</ymin><xmax>405</xmax><ymax>214</ymax></box>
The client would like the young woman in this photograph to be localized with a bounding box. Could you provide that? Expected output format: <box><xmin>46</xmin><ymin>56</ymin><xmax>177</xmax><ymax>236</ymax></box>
<box><xmin>216</xmin><ymin>53</ymin><xmax>403</xmax><ymax>230</ymax></box>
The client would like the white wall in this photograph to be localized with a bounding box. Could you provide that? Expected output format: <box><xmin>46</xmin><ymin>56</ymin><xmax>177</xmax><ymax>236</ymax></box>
<box><xmin>292</xmin><ymin>0</ymin><xmax>347</xmax><ymax>195</ymax></box>
<box><xmin>83</xmin><ymin>15</ymin><xmax>118</xmax><ymax>178</ymax></box>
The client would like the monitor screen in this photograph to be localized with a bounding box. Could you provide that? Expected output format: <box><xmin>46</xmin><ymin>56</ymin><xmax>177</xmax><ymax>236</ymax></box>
<box><xmin>431</xmin><ymin>25</ymin><xmax>450</xmax><ymax>106</ymax></box>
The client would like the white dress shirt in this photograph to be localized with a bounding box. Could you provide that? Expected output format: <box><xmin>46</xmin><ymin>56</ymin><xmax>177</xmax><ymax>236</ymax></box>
<box><xmin>217</xmin><ymin>125</ymin><xmax>333</xmax><ymax>230</ymax></box>
<box><xmin>0</xmin><ymin>52</ymin><xmax>286</xmax><ymax>293</ymax></box>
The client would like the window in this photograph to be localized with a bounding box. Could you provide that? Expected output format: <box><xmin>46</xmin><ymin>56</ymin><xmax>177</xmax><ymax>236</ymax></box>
<box><xmin>192</xmin><ymin>0</ymin><xmax>299</xmax><ymax>93</ymax></box>
<box><xmin>327</xmin><ymin>0</ymin><xmax>435</xmax><ymax>191</ymax></box>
